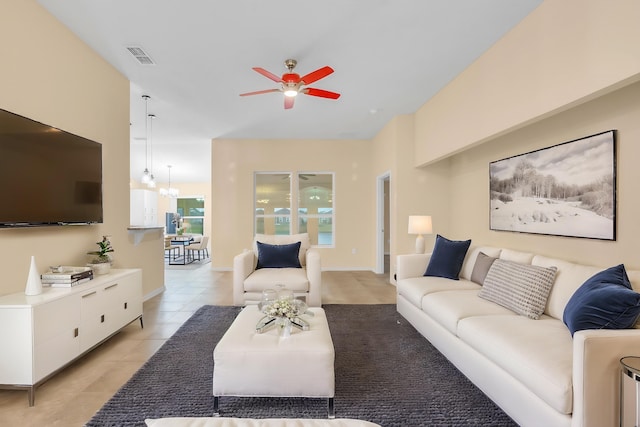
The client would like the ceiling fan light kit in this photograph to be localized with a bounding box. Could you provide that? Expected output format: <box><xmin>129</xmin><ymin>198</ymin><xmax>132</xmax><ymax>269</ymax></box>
<box><xmin>240</xmin><ymin>59</ymin><xmax>340</xmax><ymax>109</ymax></box>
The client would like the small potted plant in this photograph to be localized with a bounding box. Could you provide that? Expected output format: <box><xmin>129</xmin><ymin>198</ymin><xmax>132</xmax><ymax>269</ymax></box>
<box><xmin>87</xmin><ymin>235</ymin><xmax>114</xmax><ymax>275</ymax></box>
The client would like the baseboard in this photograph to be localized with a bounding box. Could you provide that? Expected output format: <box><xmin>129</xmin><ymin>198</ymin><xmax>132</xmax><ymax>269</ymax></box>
<box><xmin>144</xmin><ymin>286</ymin><xmax>165</xmax><ymax>301</ymax></box>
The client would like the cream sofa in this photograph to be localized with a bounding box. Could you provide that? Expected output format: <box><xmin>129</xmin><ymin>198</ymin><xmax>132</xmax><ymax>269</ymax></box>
<box><xmin>233</xmin><ymin>233</ymin><xmax>321</xmax><ymax>307</ymax></box>
<box><xmin>396</xmin><ymin>245</ymin><xmax>640</xmax><ymax>427</ymax></box>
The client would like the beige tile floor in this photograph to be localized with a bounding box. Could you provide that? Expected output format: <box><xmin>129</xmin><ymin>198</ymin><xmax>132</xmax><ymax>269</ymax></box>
<box><xmin>0</xmin><ymin>265</ymin><xmax>396</xmax><ymax>427</ymax></box>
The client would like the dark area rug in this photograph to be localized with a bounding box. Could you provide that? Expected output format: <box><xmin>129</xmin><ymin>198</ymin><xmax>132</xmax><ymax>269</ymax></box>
<box><xmin>86</xmin><ymin>304</ymin><xmax>517</xmax><ymax>427</ymax></box>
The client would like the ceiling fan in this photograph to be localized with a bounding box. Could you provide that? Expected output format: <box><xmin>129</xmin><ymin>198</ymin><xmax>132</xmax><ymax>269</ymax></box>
<box><xmin>240</xmin><ymin>59</ymin><xmax>340</xmax><ymax>109</ymax></box>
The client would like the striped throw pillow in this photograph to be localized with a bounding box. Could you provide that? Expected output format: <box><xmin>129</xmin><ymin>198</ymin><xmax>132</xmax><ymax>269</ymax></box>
<box><xmin>479</xmin><ymin>259</ymin><xmax>557</xmax><ymax>319</ymax></box>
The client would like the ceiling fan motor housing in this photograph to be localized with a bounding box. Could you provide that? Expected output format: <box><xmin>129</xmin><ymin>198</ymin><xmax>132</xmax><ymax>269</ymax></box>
<box><xmin>282</xmin><ymin>73</ymin><xmax>301</xmax><ymax>84</ymax></box>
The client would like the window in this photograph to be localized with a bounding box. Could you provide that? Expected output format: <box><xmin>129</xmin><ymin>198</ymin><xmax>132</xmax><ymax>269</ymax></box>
<box><xmin>298</xmin><ymin>174</ymin><xmax>334</xmax><ymax>246</ymax></box>
<box><xmin>255</xmin><ymin>172</ymin><xmax>334</xmax><ymax>246</ymax></box>
<box><xmin>177</xmin><ymin>196</ymin><xmax>205</xmax><ymax>235</ymax></box>
<box><xmin>254</xmin><ymin>173</ymin><xmax>291</xmax><ymax>235</ymax></box>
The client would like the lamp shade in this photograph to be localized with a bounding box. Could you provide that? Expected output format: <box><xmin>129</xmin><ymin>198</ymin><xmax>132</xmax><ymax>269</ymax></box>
<box><xmin>408</xmin><ymin>215</ymin><xmax>433</xmax><ymax>235</ymax></box>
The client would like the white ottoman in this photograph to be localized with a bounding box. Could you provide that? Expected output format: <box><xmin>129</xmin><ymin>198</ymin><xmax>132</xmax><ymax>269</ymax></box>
<box><xmin>213</xmin><ymin>306</ymin><xmax>335</xmax><ymax>417</ymax></box>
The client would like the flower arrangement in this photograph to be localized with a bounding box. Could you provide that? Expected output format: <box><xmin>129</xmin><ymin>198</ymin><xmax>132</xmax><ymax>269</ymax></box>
<box><xmin>262</xmin><ymin>298</ymin><xmax>301</xmax><ymax>320</ymax></box>
<box><xmin>87</xmin><ymin>235</ymin><xmax>114</xmax><ymax>264</ymax></box>
<box><xmin>256</xmin><ymin>287</ymin><xmax>311</xmax><ymax>336</ymax></box>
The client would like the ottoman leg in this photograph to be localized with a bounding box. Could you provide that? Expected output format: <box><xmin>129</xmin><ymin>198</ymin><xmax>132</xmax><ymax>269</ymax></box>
<box><xmin>213</xmin><ymin>396</ymin><xmax>220</xmax><ymax>417</ymax></box>
<box><xmin>328</xmin><ymin>397</ymin><xmax>335</xmax><ymax>419</ymax></box>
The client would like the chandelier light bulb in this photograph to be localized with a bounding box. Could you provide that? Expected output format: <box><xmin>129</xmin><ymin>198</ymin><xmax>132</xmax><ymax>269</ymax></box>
<box><xmin>160</xmin><ymin>164</ymin><xmax>179</xmax><ymax>198</ymax></box>
<box><xmin>141</xmin><ymin>168</ymin><xmax>151</xmax><ymax>184</ymax></box>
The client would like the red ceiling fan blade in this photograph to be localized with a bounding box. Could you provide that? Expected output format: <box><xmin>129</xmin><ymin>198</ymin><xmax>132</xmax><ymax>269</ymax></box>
<box><xmin>302</xmin><ymin>87</ymin><xmax>341</xmax><ymax>100</ymax></box>
<box><xmin>300</xmin><ymin>66</ymin><xmax>334</xmax><ymax>85</ymax></box>
<box><xmin>239</xmin><ymin>88</ymin><xmax>281</xmax><ymax>97</ymax></box>
<box><xmin>252</xmin><ymin>67</ymin><xmax>283</xmax><ymax>83</ymax></box>
<box><xmin>284</xmin><ymin>96</ymin><xmax>295</xmax><ymax>110</ymax></box>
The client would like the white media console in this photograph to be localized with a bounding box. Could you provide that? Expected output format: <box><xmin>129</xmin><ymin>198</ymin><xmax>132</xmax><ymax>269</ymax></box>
<box><xmin>0</xmin><ymin>268</ymin><xmax>143</xmax><ymax>405</ymax></box>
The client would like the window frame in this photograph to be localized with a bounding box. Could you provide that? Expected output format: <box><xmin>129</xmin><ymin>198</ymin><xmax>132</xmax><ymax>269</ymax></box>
<box><xmin>176</xmin><ymin>195</ymin><xmax>206</xmax><ymax>235</ymax></box>
<box><xmin>254</xmin><ymin>171</ymin><xmax>334</xmax><ymax>247</ymax></box>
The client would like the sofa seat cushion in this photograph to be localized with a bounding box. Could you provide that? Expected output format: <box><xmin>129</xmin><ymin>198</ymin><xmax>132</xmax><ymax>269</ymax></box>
<box><xmin>421</xmin><ymin>290</ymin><xmax>517</xmax><ymax>334</ymax></box>
<box><xmin>244</xmin><ymin>268</ymin><xmax>309</xmax><ymax>292</ymax></box>
<box><xmin>457</xmin><ymin>315</ymin><xmax>573</xmax><ymax>414</ymax></box>
<box><xmin>397</xmin><ymin>277</ymin><xmax>480</xmax><ymax>308</ymax></box>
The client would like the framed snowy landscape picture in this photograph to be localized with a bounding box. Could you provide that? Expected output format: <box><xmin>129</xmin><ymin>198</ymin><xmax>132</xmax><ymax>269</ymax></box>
<box><xmin>489</xmin><ymin>130</ymin><xmax>616</xmax><ymax>240</ymax></box>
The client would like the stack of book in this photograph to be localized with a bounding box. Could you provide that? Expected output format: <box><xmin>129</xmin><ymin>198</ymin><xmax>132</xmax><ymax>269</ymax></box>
<box><xmin>41</xmin><ymin>266</ymin><xmax>94</xmax><ymax>288</ymax></box>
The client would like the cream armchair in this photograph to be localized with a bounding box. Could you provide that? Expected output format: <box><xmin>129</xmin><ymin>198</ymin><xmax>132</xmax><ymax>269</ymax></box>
<box><xmin>233</xmin><ymin>233</ymin><xmax>322</xmax><ymax>307</ymax></box>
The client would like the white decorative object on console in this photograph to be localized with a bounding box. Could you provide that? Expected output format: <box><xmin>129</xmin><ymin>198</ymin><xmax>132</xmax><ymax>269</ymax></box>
<box><xmin>0</xmin><ymin>268</ymin><xmax>143</xmax><ymax>406</ymax></box>
<box><xmin>24</xmin><ymin>255</ymin><xmax>43</xmax><ymax>296</ymax></box>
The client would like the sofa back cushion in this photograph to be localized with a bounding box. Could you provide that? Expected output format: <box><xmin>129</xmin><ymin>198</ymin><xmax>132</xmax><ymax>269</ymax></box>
<box><xmin>253</xmin><ymin>233</ymin><xmax>310</xmax><ymax>267</ymax></box>
<box><xmin>532</xmin><ymin>255</ymin><xmax>602</xmax><ymax>320</ymax></box>
<box><xmin>499</xmin><ymin>249</ymin><xmax>534</xmax><ymax>264</ymax></box>
<box><xmin>459</xmin><ymin>246</ymin><xmax>502</xmax><ymax>281</ymax></box>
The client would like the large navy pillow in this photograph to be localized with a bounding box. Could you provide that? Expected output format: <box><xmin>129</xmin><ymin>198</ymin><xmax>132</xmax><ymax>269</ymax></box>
<box><xmin>256</xmin><ymin>241</ymin><xmax>302</xmax><ymax>269</ymax></box>
<box><xmin>563</xmin><ymin>264</ymin><xmax>640</xmax><ymax>337</ymax></box>
<box><xmin>424</xmin><ymin>234</ymin><xmax>471</xmax><ymax>280</ymax></box>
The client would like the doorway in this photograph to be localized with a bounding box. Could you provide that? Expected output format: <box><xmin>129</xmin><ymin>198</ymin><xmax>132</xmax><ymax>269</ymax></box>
<box><xmin>376</xmin><ymin>172</ymin><xmax>391</xmax><ymax>275</ymax></box>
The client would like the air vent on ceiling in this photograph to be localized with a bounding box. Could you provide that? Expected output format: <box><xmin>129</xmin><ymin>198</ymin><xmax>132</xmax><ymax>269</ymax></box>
<box><xmin>126</xmin><ymin>46</ymin><xmax>155</xmax><ymax>65</ymax></box>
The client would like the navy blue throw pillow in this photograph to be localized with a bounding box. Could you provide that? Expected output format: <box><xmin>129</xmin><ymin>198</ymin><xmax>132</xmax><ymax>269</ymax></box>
<box><xmin>256</xmin><ymin>241</ymin><xmax>302</xmax><ymax>269</ymax></box>
<box><xmin>563</xmin><ymin>264</ymin><xmax>640</xmax><ymax>337</ymax></box>
<box><xmin>424</xmin><ymin>234</ymin><xmax>471</xmax><ymax>280</ymax></box>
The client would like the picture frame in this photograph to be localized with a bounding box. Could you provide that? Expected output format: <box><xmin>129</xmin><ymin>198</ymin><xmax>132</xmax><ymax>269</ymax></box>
<box><xmin>489</xmin><ymin>130</ymin><xmax>616</xmax><ymax>240</ymax></box>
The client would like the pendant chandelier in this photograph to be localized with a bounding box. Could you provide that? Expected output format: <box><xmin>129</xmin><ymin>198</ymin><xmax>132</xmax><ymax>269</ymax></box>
<box><xmin>146</xmin><ymin>113</ymin><xmax>156</xmax><ymax>188</ymax></box>
<box><xmin>160</xmin><ymin>165</ymin><xmax>179</xmax><ymax>198</ymax></box>
<box><xmin>140</xmin><ymin>95</ymin><xmax>152</xmax><ymax>184</ymax></box>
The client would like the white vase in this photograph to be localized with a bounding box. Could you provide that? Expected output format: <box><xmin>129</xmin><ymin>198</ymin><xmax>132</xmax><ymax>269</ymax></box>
<box><xmin>90</xmin><ymin>262</ymin><xmax>111</xmax><ymax>275</ymax></box>
<box><xmin>25</xmin><ymin>256</ymin><xmax>43</xmax><ymax>296</ymax></box>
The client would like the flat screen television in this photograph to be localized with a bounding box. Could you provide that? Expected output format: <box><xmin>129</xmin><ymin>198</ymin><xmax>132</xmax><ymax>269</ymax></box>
<box><xmin>0</xmin><ymin>107</ymin><xmax>103</xmax><ymax>228</ymax></box>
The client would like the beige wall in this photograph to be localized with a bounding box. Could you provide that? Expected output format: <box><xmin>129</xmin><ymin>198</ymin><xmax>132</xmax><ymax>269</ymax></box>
<box><xmin>211</xmin><ymin>138</ymin><xmax>373</xmax><ymax>270</ymax></box>
<box><xmin>415</xmin><ymin>0</ymin><xmax>640</xmax><ymax>166</ymax></box>
<box><xmin>445</xmin><ymin>81</ymin><xmax>640</xmax><ymax>269</ymax></box>
<box><xmin>371</xmin><ymin>115</ymin><xmax>452</xmax><ymax>282</ymax></box>
<box><xmin>9</xmin><ymin>0</ymin><xmax>638</xmax><ymax>291</ymax></box>
<box><xmin>405</xmin><ymin>0</ymin><xmax>640</xmax><ymax>273</ymax></box>
<box><xmin>0</xmin><ymin>1</ymin><xmax>164</xmax><ymax>298</ymax></box>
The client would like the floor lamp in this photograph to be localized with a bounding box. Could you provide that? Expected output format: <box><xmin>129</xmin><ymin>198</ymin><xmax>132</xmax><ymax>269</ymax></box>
<box><xmin>408</xmin><ymin>215</ymin><xmax>433</xmax><ymax>254</ymax></box>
